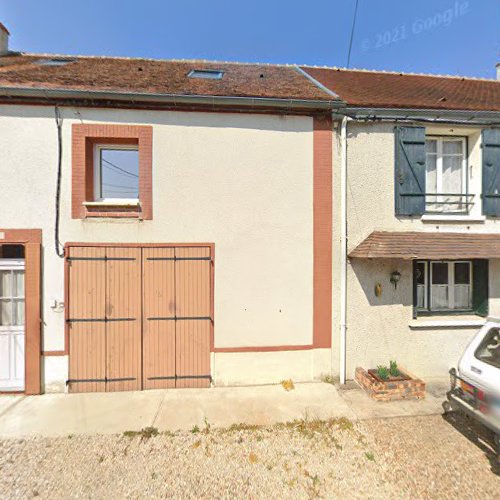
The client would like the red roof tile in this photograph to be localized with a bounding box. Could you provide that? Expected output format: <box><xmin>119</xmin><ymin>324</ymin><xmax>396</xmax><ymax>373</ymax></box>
<box><xmin>0</xmin><ymin>54</ymin><xmax>334</xmax><ymax>102</ymax></box>
<box><xmin>302</xmin><ymin>67</ymin><xmax>500</xmax><ymax>112</ymax></box>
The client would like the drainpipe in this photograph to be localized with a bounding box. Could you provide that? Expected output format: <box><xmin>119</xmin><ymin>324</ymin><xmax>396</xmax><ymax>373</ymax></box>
<box><xmin>339</xmin><ymin>116</ymin><xmax>348</xmax><ymax>385</ymax></box>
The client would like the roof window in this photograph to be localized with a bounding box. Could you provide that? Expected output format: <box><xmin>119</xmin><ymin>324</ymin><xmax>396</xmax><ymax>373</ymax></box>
<box><xmin>38</xmin><ymin>58</ymin><xmax>76</xmax><ymax>66</ymax></box>
<box><xmin>187</xmin><ymin>69</ymin><xmax>224</xmax><ymax>80</ymax></box>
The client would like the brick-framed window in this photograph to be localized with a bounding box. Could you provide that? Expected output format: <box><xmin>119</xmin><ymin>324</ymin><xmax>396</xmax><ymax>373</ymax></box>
<box><xmin>72</xmin><ymin>124</ymin><xmax>152</xmax><ymax>219</ymax></box>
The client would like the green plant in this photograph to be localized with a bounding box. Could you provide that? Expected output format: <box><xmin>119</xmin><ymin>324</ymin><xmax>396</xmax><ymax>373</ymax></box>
<box><xmin>365</xmin><ymin>452</ymin><xmax>375</xmax><ymax>462</ymax></box>
<box><xmin>389</xmin><ymin>360</ymin><xmax>400</xmax><ymax>377</ymax></box>
<box><xmin>376</xmin><ymin>365</ymin><xmax>390</xmax><ymax>380</ymax></box>
<box><xmin>191</xmin><ymin>425</ymin><xmax>200</xmax><ymax>434</ymax></box>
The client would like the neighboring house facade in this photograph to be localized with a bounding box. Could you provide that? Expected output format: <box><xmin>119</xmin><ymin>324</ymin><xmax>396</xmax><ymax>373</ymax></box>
<box><xmin>0</xmin><ymin>22</ymin><xmax>499</xmax><ymax>395</ymax></box>
<box><xmin>304</xmin><ymin>67</ymin><xmax>500</xmax><ymax>380</ymax></box>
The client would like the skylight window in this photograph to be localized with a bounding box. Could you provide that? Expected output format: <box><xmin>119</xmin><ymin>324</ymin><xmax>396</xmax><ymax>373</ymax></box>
<box><xmin>187</xmin><ymin>69</ymin><xmax>224</xmax><ymax>80</ymax></box>
<box><xmin>38</xmin><ymin>58</ymin><xmax>76</xmax><ymax>66</ymax></box>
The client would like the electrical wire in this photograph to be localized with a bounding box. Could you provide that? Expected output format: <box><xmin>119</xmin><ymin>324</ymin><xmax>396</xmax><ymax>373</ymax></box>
<box><xmin>346</xmin><ymin>0</ymin><xmax>360</xmax><ymax>68</ymax></box>
<box><xmin>102</xmin><ymin>158</ymin><xmax>139</xmax><ymax>178</ymax></box>
<box><xmin>54</xmin><ymin>106</ymin><xmax>65</xmax><ymax>258</ymax></box>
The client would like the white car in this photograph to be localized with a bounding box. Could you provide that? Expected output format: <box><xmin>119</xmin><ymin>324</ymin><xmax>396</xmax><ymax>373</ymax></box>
<box><xmin>447</xmin><ymin>317</ymin><xmax>500</xmax><ymax>456</ymax></box>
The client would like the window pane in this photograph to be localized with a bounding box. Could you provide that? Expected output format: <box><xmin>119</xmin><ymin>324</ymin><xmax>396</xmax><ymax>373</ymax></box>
<box><xmin>415</xmin><ymin>262</ymin><xmax>426</xmax><ymax>285</ymax></box>
<box><xmin>0</xmin><ymin>298</ymin><xmax>12</xmax><ymax>326</ymax></box>
<box><xmin>432</xmin><ymin>263</ymin><xmax>448</xmax><ymax>284</ymax></box>
<box><xmin>431</xmin><ymin>285</ymin><xmax>449</xmax><ymax>309</ymax></box>
<box><xmin>0</xmin><ymin>270</ymin><xmax>12</xmax><ymax>298</ymax></box>
<box><xmin>442</xmin><ymin>140</ymin><xmax>462</xmax><ymax>155</ymax></box>
<box><xmin>454</xmin><ymin>285</ymin><xmax>471</xmax><ymax>309</ymax></box>
<box><xmin>13</xmin><ymin>299</ymin><xmax>24</xmax><ymax>326</ymax></box>
<box><xmin>99</xmin><ymin>149</ymin><xmax>139</xmax><ymax>200</ymax></box>
<box><xmin>454</xmin><ymin>262</ymin><xmax>470</xmax><ymax>285</ymax></box>
<box><xmin>475</xmin><ymin>328</ymin><xmax>500</xmax><ymax>369</ymax></box>
<box><xmin>425</xmin><ymin>140</ymin><xmax>437</xmax><ymax>154</ymax></box>
<box><xmin>442</xmin><ymin>155</ymin><xmax>463</xmax><ymax>194</ymax></box>
<box><xmin>13</xmin><ymin>271</ymin><xmax>24</xmax><ymax>297</ymax></box>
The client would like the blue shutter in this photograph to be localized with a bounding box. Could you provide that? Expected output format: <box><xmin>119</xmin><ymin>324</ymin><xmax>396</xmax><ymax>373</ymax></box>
<box><xmin>394</xmin><ymin>126</ymin><xmax>426</xmax><ymax>216</ymax></box>
<box><xmin>482</xmin><ymin>128</ymin><xmax>500</xmax><ymax>216</ymax></box>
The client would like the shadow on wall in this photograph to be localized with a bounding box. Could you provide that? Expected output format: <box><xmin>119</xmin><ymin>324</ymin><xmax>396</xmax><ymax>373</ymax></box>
<box><xmin>350</xmin><ymin>258</ymin><xmax>413</xmax><ymax>307</ymax></box>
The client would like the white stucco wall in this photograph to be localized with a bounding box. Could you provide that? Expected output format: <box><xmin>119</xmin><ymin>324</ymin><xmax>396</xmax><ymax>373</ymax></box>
<box><xmin>336</xmin><ymin>121</ymin><xmax>500</xmax><ymax>379</ymax></box>
<box><xmin>0</xmin><ymin>104</ymin><xmax>317</xmax><ymax>389</ymax></box>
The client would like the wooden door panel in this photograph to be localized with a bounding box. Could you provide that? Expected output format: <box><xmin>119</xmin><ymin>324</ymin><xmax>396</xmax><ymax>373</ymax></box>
<box><xmin>142</xmin><ymin>247</ymin><xmax>176</xmax><ymax>390</ymax></box>
<box><xmin>105</xmin><ymin>247</ymin><xmax>142</xmax><ymax>392</ymax></box>
<box><xmin>67</xmin><ymin>247</ymin><xmax>106</xmax><ymax>393</ymax></box>
<box><xmin>175</xmin><ymin>247</ymin><xmax>211</xmax><ymax>388</ymax></box>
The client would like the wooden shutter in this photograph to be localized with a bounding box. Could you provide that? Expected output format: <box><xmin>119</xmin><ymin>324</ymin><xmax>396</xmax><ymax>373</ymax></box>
<box><xmin>472</xmin><ymin>259</ymin><xmax>489</xmax><ymax>317</ymax></box>
<box><xmin>394</xmin><ymin>126</ymin><xmax>426</xmax><ymax>216</ymax></box>
<box><xmin>481</xmin><ymin>128</ymin><xmax>500</xmax><ymax>216</ymax></box>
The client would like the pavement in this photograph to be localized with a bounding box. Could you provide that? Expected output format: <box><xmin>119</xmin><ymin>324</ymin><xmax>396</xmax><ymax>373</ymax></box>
<box><xmin>0</xmin><ymin>378</ymin><xmax>450</xmax><ymax>438</ymax></box>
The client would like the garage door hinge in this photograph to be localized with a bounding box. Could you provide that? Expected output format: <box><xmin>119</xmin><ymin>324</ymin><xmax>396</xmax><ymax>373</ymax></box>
<box><xmin>148</xmin><ymin>375</ymin><xmax>212</xmax><ymax>381</ymax></box>
<box><xmin>66</xmin><ymin>377</ymin><xmax>136</xmax><ymax>385</ymax></box>
<box><xmin>146</xmin><ymin>257</ymin><xmax>211</xmax><ymax>261</ymax></box>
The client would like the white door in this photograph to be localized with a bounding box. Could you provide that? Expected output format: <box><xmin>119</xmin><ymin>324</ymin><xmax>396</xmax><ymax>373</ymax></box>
<box><xmin>0</xmin><ymin>259</ymin><xmax>25</xmax><ymax>391</ymax></box>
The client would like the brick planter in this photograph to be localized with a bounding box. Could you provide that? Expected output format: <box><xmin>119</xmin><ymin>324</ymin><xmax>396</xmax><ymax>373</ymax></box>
<box><xmin>355</xmin><ymin>367</ymin><xmax>425</xmax><ymax>401</ymax></box>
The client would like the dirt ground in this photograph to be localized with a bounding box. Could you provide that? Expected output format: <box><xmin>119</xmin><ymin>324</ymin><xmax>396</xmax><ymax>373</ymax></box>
<box><xmin>0</xmin><ymin>413</ymin><xmax>498</xmax><ymax>499</ymax></box>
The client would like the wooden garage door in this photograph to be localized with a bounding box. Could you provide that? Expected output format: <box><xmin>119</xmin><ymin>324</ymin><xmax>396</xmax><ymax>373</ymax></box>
<box><xmin>68</xmin><ymin>245</ymin><xmax>212</xmax><ymax>393</ymax></box>
<box><xmin>67</xmin><ymin>246</ymin><xmax>142</xmax><ymax>393</ymax></box>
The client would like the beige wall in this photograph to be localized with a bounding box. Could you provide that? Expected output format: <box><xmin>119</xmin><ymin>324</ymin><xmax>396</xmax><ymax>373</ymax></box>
<box><xmin>0</xmin><ymin>104</ymin><xmax>316</xmax><ymax>388</ymax></box>
<box><xmin>336</xmin><ymin>121</ymin><xmax>500</xmax><ymax>379</ymax></box>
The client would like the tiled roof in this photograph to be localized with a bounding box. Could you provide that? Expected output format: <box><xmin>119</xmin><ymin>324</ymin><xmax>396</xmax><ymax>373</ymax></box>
<box><xmin>0</xmin><ymin>54</ymin><xmax>335</xmax><ymax>102</ymax></box>
<box><xmin>349</xmin><ymin>231</ymin><xmax>500</xmax><ymax>260</ymax></box>
<box><xmin>301</xmin><ymin>66</ymin><xmax>500</xmax><ymax>112</ymax></box>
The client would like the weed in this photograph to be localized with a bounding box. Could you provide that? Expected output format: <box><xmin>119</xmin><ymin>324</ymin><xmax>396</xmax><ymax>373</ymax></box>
<box><xmin>376</xmin><ymin>365</ymin><xmax>390</xmax><ymax>380</ymax></box>
<box><xmin>163</xmin><ymin>430</ymin><xmax>176</xmax><ymax>437</ymax></box>
<box><xmin>389</xmin><ymin>360</ymin><xmax>400</xmax><ymax>377</ymax></box>
<box><xmin>202</xmin><ymin>417</ymin><xmax>211</xmax><ymax>435</ymax></box>
<box><xmin>98</xmin><ymin>455</ymin><xmax>104</xmax><ymax>464</ymax></box>
<box><xmin>365</xmin><ymin>452</ymin><xmax>375</xmax><ymax>462</ymax></box>
<box><xmin>236</xmin><ymin>436</ymin><xmax>244</xmax><ymax>444</ymax></box>
<box><xmin>67</xmin><ymin>434</ymin><xmax>74</xmax><ymax>440</ymax></box>
<box><xmin>191</xmin><ymin>439</ymin><xmax>201</xmax><ymax>449</ymax></box>
<box><xmin>281</xmin><ymin>379</ymin><xmax>295</xmax><ymax>391</ymax></box>
<box><xmin>191</xmin><ymin>425</ymin><xmax>200</xmax><ymax>434</ymax></box>
<box><xmin>226</xmin><ymin>422</ymin><xmax>262</xmax><ymax>433</ymax></box>
<box><xmin>321</xmin><ymin>374</ymin><xmax>337</xmax><ymax>385</ymax></box>
<box><xmin>123</xmin><ymin>427</ymin><xmax>159</xmax><ymax>441</ymax></box>
<box><xmin>151</xmin><ymin>472</ymin><xmax>157</xmax><ymax>480</ymax></box>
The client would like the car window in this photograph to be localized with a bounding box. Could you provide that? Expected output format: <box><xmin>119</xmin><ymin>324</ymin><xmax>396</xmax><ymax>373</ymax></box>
<box><xmin>475</xmin><ymin>327</ymin><xmax>500</xmax><ymax>369</ymax></box>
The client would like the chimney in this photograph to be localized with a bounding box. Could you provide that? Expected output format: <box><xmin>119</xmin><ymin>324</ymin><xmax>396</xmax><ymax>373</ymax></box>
<box><xmin>0</xmin><ymin>22</ymin><xmax>10</xmax><ymax>56</ymax></box>
<box><xmin>497</xmin><ymin>63</ymin><xmax>500</xmax><ymax>81</ymax></box>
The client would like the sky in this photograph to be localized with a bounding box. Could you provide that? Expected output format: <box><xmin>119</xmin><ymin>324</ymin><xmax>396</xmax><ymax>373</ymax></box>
<box><xmin>1</xmin><ymin>0</ymin><xmax>499</xmax><ymax>78</ymax></box>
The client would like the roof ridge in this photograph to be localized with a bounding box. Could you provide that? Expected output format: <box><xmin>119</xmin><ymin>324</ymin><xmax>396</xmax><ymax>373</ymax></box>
<box><xmin>20</xmin><ymin>52</ymin><xmax>304</xmax><ymax>68</ymax></box>
<box><xmin>300</xmin><ymin>64</ymin><xmax>499</xmax><ymax>83</ymax></box>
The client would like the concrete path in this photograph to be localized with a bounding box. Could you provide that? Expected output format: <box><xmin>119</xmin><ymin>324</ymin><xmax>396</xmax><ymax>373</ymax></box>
<box><xmin>0</xmin><ymin>379</ymin><xmax>449</xmax><ymax>438</ymax></box>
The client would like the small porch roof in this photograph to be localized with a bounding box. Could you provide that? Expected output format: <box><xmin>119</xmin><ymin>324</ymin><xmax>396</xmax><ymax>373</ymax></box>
<box><xmin>348</xmin><ymin>231</ymin><xmax>500</xmax><ymax>260</ymax></box>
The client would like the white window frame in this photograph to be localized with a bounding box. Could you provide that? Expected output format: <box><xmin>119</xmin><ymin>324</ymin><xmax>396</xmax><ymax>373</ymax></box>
<box><xmin>425</xmin><ymin>136</ymin><xmax>467</xmax><ymax>212</ymax></box>
<box><xmin>416</xmin><ymin>260</ymin><xmax>428</xmax><ymax>310</ymax></box>
<box><xmin>429</xmin><ymin>260</ymin><xmax>473</xmax><ymax>311</ymax></box>
<box><xmin>93</xmin><ymin>144</ymin><xmax>139</xmax><ymax>203</ymax></box>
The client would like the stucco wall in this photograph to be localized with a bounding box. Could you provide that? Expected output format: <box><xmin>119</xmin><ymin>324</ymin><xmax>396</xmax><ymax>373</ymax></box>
<box><xmin>0</xmin><ymin>105</ymin><xmax>315</xmax><ymax>388</ymax></box>
<box><xmin>337</xmin><ymin>121</ymin><xmax>500</xmax><ymax>379</ymax></box>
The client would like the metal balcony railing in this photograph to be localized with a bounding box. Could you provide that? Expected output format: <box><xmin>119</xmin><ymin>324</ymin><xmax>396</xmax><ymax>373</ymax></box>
<box><xmin>425</xmin><ymin>193</ymin><xmax>475</xmax><ymax>214</ymax></box>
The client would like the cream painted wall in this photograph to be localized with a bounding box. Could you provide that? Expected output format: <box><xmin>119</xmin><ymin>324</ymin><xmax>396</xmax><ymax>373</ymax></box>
<box><xmin>0</xmin><ymin>105</ymin><xmax>316</xmax><ymax>388</ymax></box>
<box><xmin>335</xmin><ymin>121</ymin><xmax>500</xmax><ymax>379</ymax></box>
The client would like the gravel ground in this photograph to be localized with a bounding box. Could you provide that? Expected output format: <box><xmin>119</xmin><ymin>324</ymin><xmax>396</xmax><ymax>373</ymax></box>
<box><xmin>0</xmin><ymin>414</ymin><xmax>498</xmax><ymax>499</ymax></box>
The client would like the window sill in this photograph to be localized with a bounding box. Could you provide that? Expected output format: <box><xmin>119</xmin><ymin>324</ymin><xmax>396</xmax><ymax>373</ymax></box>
<box><xmin>421</xmin><ymin>214</ymin><xmax>486</xmax><ymax>223</ymax></box>
<box><xmin>83</xmin><ymin>200</ymin><xmax>140</xmax><ymax>208</ymax></box>
<box><xmin>409</xmin><ymin>315</ymin><xmax>486</xmax><ymax>329</ymax></box>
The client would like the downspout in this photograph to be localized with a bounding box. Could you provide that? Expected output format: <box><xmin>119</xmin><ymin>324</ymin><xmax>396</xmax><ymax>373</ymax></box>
<box><xmin>339</xmin><ymin>116</ymin><xmax>348</xmax><ymax>384</ymax></box>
